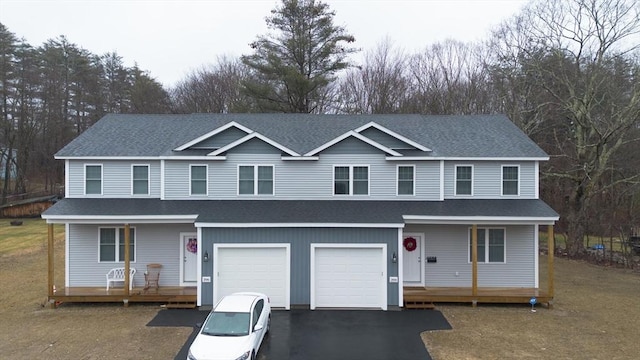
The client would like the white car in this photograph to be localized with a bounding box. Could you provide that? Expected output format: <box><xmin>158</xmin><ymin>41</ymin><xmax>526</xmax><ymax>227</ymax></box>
<box><xmin>187</xmin><ymin>292</ymin><xmax>271</xmax><ymax>360</ymax></box>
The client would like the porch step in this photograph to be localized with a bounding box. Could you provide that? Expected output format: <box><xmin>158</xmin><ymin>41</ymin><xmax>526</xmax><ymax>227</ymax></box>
<box><xmin>165</xmin><ymin>300</ymin><xmax>197</xmax><ymax>309</ymax></box>
<box><xmin>404</xmin><ymin>300</ymin><xmax>436</xmax><ymax>309</ymax></box>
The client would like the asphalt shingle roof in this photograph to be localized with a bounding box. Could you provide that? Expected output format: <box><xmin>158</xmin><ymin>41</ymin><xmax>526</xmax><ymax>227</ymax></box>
<box><xmin>55</xmin><ymin>114</ymin><xmax>548</xmax><ymax>158</ymax></box>
<box><xmin>43</xmin><ymin>198</ymin><xmax>559</xmax><ymax>223</ymax></box>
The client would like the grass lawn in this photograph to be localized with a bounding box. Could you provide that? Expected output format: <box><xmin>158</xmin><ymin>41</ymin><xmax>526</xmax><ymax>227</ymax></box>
<box><xmin>1</xmin><ymin>219</ymin><xmax>639</xmax><ymax>359</ymax></box>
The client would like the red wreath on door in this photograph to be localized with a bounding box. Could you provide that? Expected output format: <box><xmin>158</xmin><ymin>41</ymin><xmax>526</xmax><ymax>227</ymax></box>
<box><xmin>403</xmin><ymin>237</ymin><xmax>417</xmax><ymax>252</ymax></box>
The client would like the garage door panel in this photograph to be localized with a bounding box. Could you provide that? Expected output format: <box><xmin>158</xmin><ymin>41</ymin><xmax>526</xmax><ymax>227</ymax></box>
<box><xmin>216</xmin><ymin>246</ymin><xmax>289</xmax><ymax>309</ymax></box>
<box><xmin>312</xmin><ymin>246</ymin><xmax>386</xmax><ymax>309</ymax></box>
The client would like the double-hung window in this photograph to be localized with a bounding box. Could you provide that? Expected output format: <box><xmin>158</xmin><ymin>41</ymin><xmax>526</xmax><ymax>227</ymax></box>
<box><xmin>238</xmin><ymin>165</ymin><xmax>274</xmax><ymax>195</ymax></box>
<box><xmin>190</xmin><ymin>165</ymin><xmax>207</xmax><ymax>195</ymax></box>
<box><xmin>334</xmin><ymin>166</ymin><xmax>369</xmax><ymax>195</ymax></box>
<box><xmin>502</xmin><ymin>165</ymin><xmax>519</xmax><ymax>196</ymax></box>
<box><xmin>100</xmin><ymin>227</ymin><xmax>136</xmax><ymax>262</ymax></box>
<box><xmin>85</xmin><ymin>164</ymin><xmax>102</xmax><ymax>195</ymax></box>
<box><xmin>132</xmin><ymin>165</ymin><xmax>149</xmax><ymax>195</ymax></box>
<box><xmin>455</xmin><ymin>165</ymin><xmax>473</xmax><ymax>196</ymax></box>
<box><xmin>397</xmin><ymin>165</ymin><xmax>415</xmax><ymax>195</ymax></box>
<box><xmin>468</xmin><ymin>228</ymin><xmax>505</xmax><ymax>263</ymax></box>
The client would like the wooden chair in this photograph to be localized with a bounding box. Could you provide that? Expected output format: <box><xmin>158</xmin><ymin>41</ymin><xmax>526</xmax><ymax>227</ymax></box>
<box><xmin>144</xmin><ymin>263</ymin><xmax>162</xmax><ymax>291</ymax></box>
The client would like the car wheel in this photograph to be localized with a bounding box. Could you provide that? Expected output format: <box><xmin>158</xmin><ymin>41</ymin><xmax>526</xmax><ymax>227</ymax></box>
<box><xmin>251</xmin><ymin>350</ymin><xmax>256</xmax><ymax>360</ymax></box>
<box><xmin>266</xmin><ymin>315</ymin><xmax>271</xmax><ymax>334</ymax></box>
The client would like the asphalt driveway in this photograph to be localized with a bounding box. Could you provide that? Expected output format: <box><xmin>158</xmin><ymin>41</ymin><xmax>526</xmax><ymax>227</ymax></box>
<box><xmin>148</xmin><ymin>308</ymin><xmax>451</xmax><ymax>360</ymax></box>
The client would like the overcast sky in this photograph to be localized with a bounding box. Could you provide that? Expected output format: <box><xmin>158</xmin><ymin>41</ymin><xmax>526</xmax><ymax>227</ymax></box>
<box><xmin>0</xmin><ymin>0</ymin><xmax>529</xmax><ymax>87</ymax></box>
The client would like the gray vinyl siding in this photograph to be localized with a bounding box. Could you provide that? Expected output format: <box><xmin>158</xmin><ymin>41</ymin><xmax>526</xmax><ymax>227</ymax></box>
<box><xmin>164</xmin><ymin>153</ymin><xmax>442</xmax><ymax>200</ymax></box>
<box><xmin>192</xmin><ymin>127</ymin><xmax>248</xmax><ymax>149</ymax></box>
<box><xmin>404</xmin><ymin>224</ymin><xmax>536</xmax><ymax>287</ymax></box>
<box><xmin>67</xmin><ymin>160</ymin><xmax>161</xmax><ymax>198</ymax></box>
<box><xmin>359</xmin><ymin>128</ymin><xmax>414</xmax><ymax>149</ymax></box>
<box><xmin>67</xmin><ymin>223</ymin><xmax>196</xmax><ymax>288</ymax></box>
<box><xmin>200</xmin><ymin>227</ymin><xmax>399</xmax><ymax>307</ymax></box>
<box><xmin>443</xmin><ymin>161</ymin><xmax>537</xmax><ymax>198</ymax></box>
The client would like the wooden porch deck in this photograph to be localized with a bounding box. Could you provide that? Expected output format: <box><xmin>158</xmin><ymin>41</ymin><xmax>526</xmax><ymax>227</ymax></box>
<box><xmin>48</xmin><ymin>286</ymin><xmax>197</xmax><ymax>308</ymax></box>
<box><xmin>404</xmin><ymin>287</ymin><xmax>552</xmax><ymax>308</ymax></box>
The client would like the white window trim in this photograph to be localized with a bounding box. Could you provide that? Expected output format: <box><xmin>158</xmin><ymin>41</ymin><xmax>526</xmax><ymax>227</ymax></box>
<box><xmin>189</xmin><ymin>164</ymin><xmax>208</xmax><ymax>196</ymax></box>
<box><xmin>396</xmin><ymin>164</ymin><xmax>415</xmax><ymax>196</ymax></box>
<box><xmin>98</xmin><ymin>226</ymin><xmax>137</xmax><ymax>263</ymax></box>
<box><xmin>84</xmin><ymin>164</ymin><xmax>103</xmax><ymax>196</ymax></box>
<box><xmin>333</xmin><ymin>165</ymin><xmax>370</xmax><ymax>196</ymax></box>
<box><xmin>454</xmin><ymin>164</ymin><xmax>474</xmax><ymax>196</ymax></box>
<box><xmin>131</xmin><ymin>164</ymin><xmax>150</xmax><ymax>196</ymax></box>
<box><xmin>501</xmin><ymin>164</ymin><xmax>520</xmax><ymax>196</ymax></box>
<box><xmin>467</xmin><ymin>227</ymin><xmax>507</xmax><ymax>264</ymax></box>
<box><xmin>237</xmin><ymin>164</ymin><xmax>275</xmax><ymax>196</ymax></box>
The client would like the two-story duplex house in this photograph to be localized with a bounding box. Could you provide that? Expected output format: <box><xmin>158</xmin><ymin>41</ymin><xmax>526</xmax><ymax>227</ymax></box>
<box><xmin>42</xmin><ymin>113</ymin><xmax>559</xmax><ymax>310</ymax></box>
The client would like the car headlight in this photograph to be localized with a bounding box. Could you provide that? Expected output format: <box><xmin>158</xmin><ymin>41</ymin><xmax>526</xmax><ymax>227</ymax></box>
<box><xmin>187</xmin><ymin>349</ymin><xmax>198</xmax><ymax>360</ymax></box>
<box><xmin>234</xmin><ymin>351</ymin><xmax>251</xmax><ymax>360</ymax></box>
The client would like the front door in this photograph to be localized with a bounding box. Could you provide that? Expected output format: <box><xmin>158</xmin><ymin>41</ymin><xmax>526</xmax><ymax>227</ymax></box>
<box><xmin>403</xmin><ymin>233</ymin><xmax>424</xmax><ymax>285</ymax></box>
<box><xmin>181</xmin><ymin>233</ymin><xmax>197</xmax><ymax>283</ymax></box>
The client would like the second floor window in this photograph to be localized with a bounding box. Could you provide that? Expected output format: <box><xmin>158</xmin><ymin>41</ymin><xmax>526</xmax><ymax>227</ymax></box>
<box><xmin>502</xmin><ymin>166</ymin><xmax>519</xmax><ymax>195</ymax></box>
<box><xmin>334</xmin><ymin>166</ymin><xmax>369</xmax><ymax>195</ymax></box>
<box><xmin>85</xmin><ymin>165</ymin><xmax>102</xmax><ymax>195</ymax></box>
<box><xmin>455</xmin><ymin>165</ymin><xmax>472</xmax><ymax>196</ymax></box>
<box><xmin>239</xmin><ymin>165</ymin><xmax>274</xmax><ymax>195</ymax></box>
<box><xmin>397</xmin><ymin>166</ymin><xmax>415</xmax><ymax>195</ymax></box>
<box><xmin>132</xmin><ymin>165</ymin><xmax>149</xmax><ymax>195</ymax></box>
<box><xmin>190</xmin><ymin>165</ymin><xmax>207</xmax><ymax>195</ymax></box>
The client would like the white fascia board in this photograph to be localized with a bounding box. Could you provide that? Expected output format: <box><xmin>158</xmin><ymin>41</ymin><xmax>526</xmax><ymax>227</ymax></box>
<box><xmin>159</xmin><ymin>156</ymin><xmax>226</xmax><ymax>160</ymax></box>
<box><xmin>42</xmin><ymin>214</ymin><xmax>198</xmax><ymax>224</ymax></box>
<box><xmin>355</xmin><ymin>122</ymin><xmax>431</xmax><ymax>152</ymax></box>
<box><xmin>195</xmin><ymin>222</ymin><xmax>405</xmax><ymax>228</ymax></box>
<box><xmin>402</xmin><ymin>215</ymin><xmax>559</xmax><ymax>225</ymax></box>
<box><xmin>385</xmin><ymin>156</ymin><xmax>551</xmax><ymax>161</ymax></box>
<box><xmin>55</xmin><ymin>156</ymin><xmax>160</xmax><ymax>160</ymax></box>
<box><xmin>173</xmin><ymin>121</ymin><xmax>252</xmax><ymax>151</ymax></box>
<box><xmin>304</xmin><ymin>131</ymin><xmax>402</xmax><ymax>157</ymax></box>
<box><xmin>208</xmin><ymin>132</ymin><xmax>300</xmax><ymax>156</ymax></box>
<box><xmin>281</xmin><ymin>156</ymin><xmax>319</xmax><ymax>161</ymax></box>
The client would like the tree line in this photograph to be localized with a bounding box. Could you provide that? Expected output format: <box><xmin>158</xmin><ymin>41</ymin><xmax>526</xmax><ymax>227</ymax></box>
<box><xmin>1</xmin><ymin>0</ymin><xmax>639</xmax><ymax>258</ymax></box>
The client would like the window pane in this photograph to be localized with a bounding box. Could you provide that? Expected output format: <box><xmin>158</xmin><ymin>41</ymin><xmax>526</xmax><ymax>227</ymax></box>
<box><xmin>456</xmin><ymin>166</ymin><xmax>472</xmax><ymax>195</ymax></box>
<box><xmin>488</xmin><ymin>229</ymin><xmax>505</xmax><ymax>262</ymax></box>
<box><xmin>100</xmin><ymin>228</ymin><xmax>116</xmax><ymax>262</ymax></box>
<box><xmin>257</xmin><ymin>166</ymin><xmax>273</xmax><ymax>195</ymax></box>
<box><xmin>239</xmin><ymin>166</ymin><xmax>255</xmax><ymax>194</ymax></box>
<box><xmin>86</xmin><ymin>166</ymin><xmax>101</xmax><ymax>194</ymax></box>
<box><xmin>353</xmin><ymin>167</ymin><xmax>368</xmax><ymax>195</ymax></box>
<box><xmin>334</xmin><ymin>167</ymin><xmax>349</xmax><ymax>195</ymax></box>
<box><xmin>133</xmin><ymin>166</ymin><xmax>148</xmax><ymax>180</ymax></box>
<box><xmin>398</xmin><ymin>166</ymin><xmax>414</xmax><ymax>195</ymax></box>
<box><xmin>503</xmin><ymin>166</ymin><xmax>518</xmax><ymax>195</ymax></box>
<box><xmin>191</xmin><ymin>166</ymin><xmax>207</xmax><ymax>195</ymax></box>
<box><xmin>133</xmin><ymin>166</ymin><xmax>149</xmax><ymax>195</ymax></box>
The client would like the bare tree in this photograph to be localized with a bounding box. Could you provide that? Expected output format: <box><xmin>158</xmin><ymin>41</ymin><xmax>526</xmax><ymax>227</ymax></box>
<box><xmin>490</xmin><ymin>0</ymin><xmax>640</xmax><ymax>256</ymax></box>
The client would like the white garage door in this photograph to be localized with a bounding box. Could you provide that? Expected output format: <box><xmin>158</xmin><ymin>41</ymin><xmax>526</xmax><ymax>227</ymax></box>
<box><xmin>214</xmin><ymin>245</ymin><xmax>290</xmax><ymax>309</ymax></box>
<box><xmin>311</xmin><ymin>245</ymin><xmax>387</xmax><ymax>310</ymax></box>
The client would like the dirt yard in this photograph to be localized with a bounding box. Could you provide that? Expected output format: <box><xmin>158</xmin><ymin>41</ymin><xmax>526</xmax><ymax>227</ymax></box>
<box><xmin>1</xmin><ymin>220</ymin><xmax>639</xmax><ymax>359</ymax></box>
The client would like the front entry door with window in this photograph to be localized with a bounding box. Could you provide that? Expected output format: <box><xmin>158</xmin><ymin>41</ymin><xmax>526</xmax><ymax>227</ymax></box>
<box><xmin>403</xmin><ymin>233</ymin><xmax>424</xmax><ymax>285</ymax></box>
<box><xmin>181</xmin><ymin>233</ymin><xmax>197</xmax><ymax>283</ymax></box>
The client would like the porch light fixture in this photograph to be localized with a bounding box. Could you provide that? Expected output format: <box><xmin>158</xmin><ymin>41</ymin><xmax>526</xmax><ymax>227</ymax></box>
<box><xmin>203</xmin><ymin>251</ymin><xmax>209</xmax><ymax>262</ymax></box>
<box><xmin>392</xmin><ymin>251</ymin><xmax>397</xmax><ymax>263</ymax></box>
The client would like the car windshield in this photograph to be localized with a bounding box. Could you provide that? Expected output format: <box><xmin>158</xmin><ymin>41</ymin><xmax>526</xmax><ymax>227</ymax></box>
<box><xmin>201</xmin><ymin>312</ymin><xmax>250</xmax><ymax>336</ymax></box>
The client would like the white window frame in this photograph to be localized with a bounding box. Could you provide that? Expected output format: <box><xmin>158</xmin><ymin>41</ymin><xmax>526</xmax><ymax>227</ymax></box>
<box><xmin>84</xmin><ymin>164</ymin><xmax>103</xmax><ymax>195</ymax></box>
<box><xmin>131</xmin><ymin>164</ymin><xmax>150</xmax><ymax>196</ymax></box>
<box><xmin>98</xmin><ymin>226</ymin><xmax>136</xmax><ymax>263</ymax></box>
<box><xmin>454</xmin><ymin>164</ymin><xmax>473</xmax><ymax>196</ymax></box>
<box><xmin>333</xmin><ymin>165</ymin><xmax>370</xmax><ymax>196</ymax></box>
<box><xmin>501</xmin><ymin>165</ymin><xmax>520</xmax><ymax>196</ymax></box>
<box><xmin>396</xmin><ymin>165</ymin><xmax>415</xmax><ymax>196</ymax></box>
<box><xmin>468</xmin><ymin>227</ymin><xmax>506</xmax><ymax>264</ymax></box>
<box><xmin>237</xmin><ymin>164</ymin><xmax>275</xmax><ymax>195</ymax></box>
<box><xmin>190</xmin><ymin>164</ymin><xmax>208</xmax><ymax>196</ymax></box>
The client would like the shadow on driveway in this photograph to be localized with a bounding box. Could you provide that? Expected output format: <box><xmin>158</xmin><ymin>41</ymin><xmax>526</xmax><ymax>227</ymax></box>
<box><xmin>147</xmin><ymin>308</ymin><xmax>451</xmax><ymax>360</ymax></box>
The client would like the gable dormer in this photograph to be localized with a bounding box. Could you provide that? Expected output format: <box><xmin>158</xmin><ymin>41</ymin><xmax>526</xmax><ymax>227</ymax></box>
<box><xmin>355</xmin><ymin>122</ymin><xmax>431</xmax><ymax>152</ymax></box>
<box><xmin>173</xmin><ymin>121</ymin><xmax>253</xmax><ymax>151</ymax></box>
